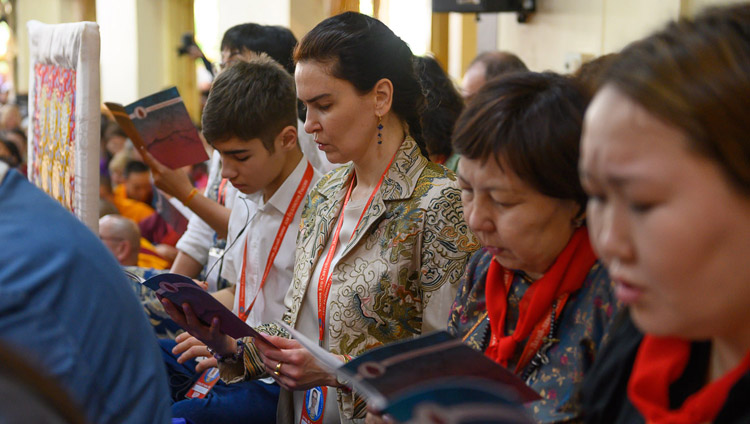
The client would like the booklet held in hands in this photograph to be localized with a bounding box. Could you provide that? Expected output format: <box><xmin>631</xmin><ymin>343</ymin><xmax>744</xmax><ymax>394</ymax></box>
<box><xmin>278</xmin><ymin>322</ymin><xmax>538</xmax><ymax>423</ymax></box>
<box><xmin>140</xmin><ymin>272</ymin><xmax>273</xmax><ymax>346</ymax></box>
<box><xmin>105</xmin><ymin>87</ymin><xmax>209</xmax><ymax>169</ymax></box>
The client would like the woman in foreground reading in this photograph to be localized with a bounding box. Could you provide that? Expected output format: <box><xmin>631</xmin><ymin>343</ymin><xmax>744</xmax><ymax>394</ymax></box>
<box><xmin>447</xmin><ymin>72</ymin><xmax>620</xmax><ymax>423</ymax></box>
<box><xmin>580</xmin><ymin>5</ymin><xmax>750</xmax><ymax>423</ymax></box>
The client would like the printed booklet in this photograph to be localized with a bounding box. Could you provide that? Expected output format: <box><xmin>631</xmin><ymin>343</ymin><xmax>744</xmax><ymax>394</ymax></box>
<box><xmin>279</xmin><ymin>322</ymin><xmax>540</xmax><ymax>423</ymax></box>
<box><xmin>105</xmin><ymin>87</ymin><xmax>209</xmax><ymax>169</ymax></box>
<box><xmin>136</xmin><ymin>272</ymin><xmax>273</xmax><ymax>345</ymax></box>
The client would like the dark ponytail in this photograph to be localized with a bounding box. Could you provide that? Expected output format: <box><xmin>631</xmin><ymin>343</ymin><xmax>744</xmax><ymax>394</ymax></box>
<box><xmin>294</xmin><ymin>12</ymin><xmax>429</xmax><ymax>158</ymax></box>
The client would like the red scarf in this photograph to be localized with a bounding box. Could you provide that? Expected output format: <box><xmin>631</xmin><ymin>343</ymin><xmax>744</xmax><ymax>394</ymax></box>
<box><xmin>628</xmin><ymin>336</ymin><xmax>750</xmax><ymax>423</ymax></box>
<box><xmin>484</xmin><ymin>228</ymin><xmax>596</xmax><ymax>369</ymax></box>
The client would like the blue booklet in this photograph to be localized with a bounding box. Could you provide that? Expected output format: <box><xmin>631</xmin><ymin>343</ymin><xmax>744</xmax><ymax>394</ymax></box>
<box><xmin>279</xmin><ymin>323</ymin><xmax>539</xmax><ymax>422</ymax></box>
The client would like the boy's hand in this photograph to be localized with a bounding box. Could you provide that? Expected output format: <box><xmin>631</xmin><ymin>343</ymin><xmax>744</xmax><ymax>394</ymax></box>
<box><xmin>140</xmin><ymin>150</ymin><xmax>194</xmax><ymax>201</ymax></box>
<box><xmin>172</xmin><ymin>332</ymin><xmax>210</xmax><ymax>364</ymax></box>
<box><xmin>161</xmin><ymin>298</ymin><xmax>236</xmax><ymax>357</ymax></box>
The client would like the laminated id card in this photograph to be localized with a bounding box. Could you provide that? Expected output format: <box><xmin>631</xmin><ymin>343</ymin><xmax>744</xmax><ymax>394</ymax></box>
<box><xmin>300</xmin><ymin>386</ymin><xmax>326</xmax><ymax>423</ymax></box>
<box><xmin>185</xmin><ymin>367</ymin><xmax>221</xmax><ymax>399</ymax></box>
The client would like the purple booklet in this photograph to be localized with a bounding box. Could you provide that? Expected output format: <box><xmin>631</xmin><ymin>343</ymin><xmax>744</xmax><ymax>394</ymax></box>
<box><xmin>140</xmin><ymin>273</ymin><xmax>273</xmax><ymax>345</ymax></box>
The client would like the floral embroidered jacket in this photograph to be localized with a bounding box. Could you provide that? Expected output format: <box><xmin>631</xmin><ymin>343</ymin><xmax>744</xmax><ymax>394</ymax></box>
<box><xmin>220</xmin><ymin>137</ymin><xmax>479</xmax><ymax>421</ymax></box>
<box><xmin>447</xmin><ymin>248</ymin><xmax>620</xmax><ymax>423</ymax></box>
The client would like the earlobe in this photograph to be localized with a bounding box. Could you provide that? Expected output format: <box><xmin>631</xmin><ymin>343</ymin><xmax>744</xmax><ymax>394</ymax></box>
<box><xmin>373</xmin><ymin>78</ymin><xmax>394</xmax><ymax>116</ymax></box>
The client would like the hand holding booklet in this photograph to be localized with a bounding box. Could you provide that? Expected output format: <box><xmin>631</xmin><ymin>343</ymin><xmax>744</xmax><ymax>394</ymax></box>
<box><xmin>138</xmin><ymin>272</ymin><xmax>273</xmax><ymax>345</ymax></box>
<box><xmin>278</xmin><ymin>321</ymin><xmax>539</xmax><ymax>423</ymax></box>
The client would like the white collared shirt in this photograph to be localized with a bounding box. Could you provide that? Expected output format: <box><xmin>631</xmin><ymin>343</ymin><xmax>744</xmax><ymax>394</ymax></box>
<box><xmin>221</xmin><ymin>156</ymin><xmax>321</xmax><ymax>327</ymax></box>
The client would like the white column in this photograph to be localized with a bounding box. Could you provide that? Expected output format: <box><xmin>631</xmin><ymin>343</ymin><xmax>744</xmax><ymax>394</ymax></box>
<box><xmin>97</xmin><ymin>0</ymin><xmax>139</xmax><ymax>104</ymax></box>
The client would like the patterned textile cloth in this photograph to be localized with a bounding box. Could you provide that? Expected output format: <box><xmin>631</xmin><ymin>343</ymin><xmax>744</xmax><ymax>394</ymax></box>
<box><xmin>219</xmin><ymin>137</ymin><xmax>479</xmax><ymax>422</ymax></box>
<box><xmin>123</xmin><ymin>266</ymin><xmax>183</xmax><ymax>340</ymax></box>
<box><xmin>27</xmin><ymin>21</ymin><xmax>100</xmax><ymax>232</ymax></box>
<box><xmin>447</xmin><ymin>248</ymin><xmax>620</xmax><ymax>423</ymax></box>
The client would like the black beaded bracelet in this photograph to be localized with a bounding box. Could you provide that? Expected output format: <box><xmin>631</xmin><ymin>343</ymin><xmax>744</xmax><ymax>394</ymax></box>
<box><xmin>207</xmin><ymin>339</ymin><xmax>245</xmax><ymax>363</ymax></box>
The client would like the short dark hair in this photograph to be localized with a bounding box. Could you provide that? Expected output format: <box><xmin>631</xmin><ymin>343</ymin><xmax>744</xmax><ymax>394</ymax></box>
<box><xmin>220</xmin><ymin>24</ymin><xmax>297</xmax><ymax>75</ymax></box>
<box><xmin>414</xmin><ymin>55</ymin><xmax>464</xmax><ymax>158</ymax></box>
<box><xmin>469</xmin><ymin>51</ymin><xmax>528</xmax><ymax>80</ymax></box>
<box><xmin>453</xmin><ymin>72</ymin><xmax>588</xmax><ymax>214</ymax></box>
<box><xmin>294</xmin><ymin>12</ymin><xmax>429</xmax><ymax>158</ymax></box>
<box><xmin>601</xmin><ymin>4</ymin><xmax>750</xmax><ymax>194</ymax></box>
<box><xmin>202</xmin><ymin>56</ymin><xmax>298</xmax><ymax>151</ymax></box>
<box><xmin>124</xmin><ymin>160</ymin><xmax>149</xmax><ymax>178</ymax></box>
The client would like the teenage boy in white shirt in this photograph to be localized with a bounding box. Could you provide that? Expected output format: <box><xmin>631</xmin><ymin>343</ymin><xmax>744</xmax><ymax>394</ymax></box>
<box><xmin>162</xmin><ymin>56</ymin><xmax>321</xmax><ymax>424</ymax></box>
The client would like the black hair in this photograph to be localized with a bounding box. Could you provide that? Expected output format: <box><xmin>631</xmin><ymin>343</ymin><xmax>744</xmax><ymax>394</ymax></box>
<box><xmin>124</xmin><ymin>160</ymin><xmax>149</xmax><ymax>178</ymax></box>
<box><xmin>294</xmin><ymin>12</ymin><xmax>428</xmax><ymax>158</ymax></box>
<box><xmin>453</xmin><ymin>72</ymin><xmax>588</xmax><ymax>215</ymax></box>
<box><xmin>414</xmin><ymin>55</ymin><xmax>464</xmax><ymax>159</ymax></box>
<box><xmin>220</xmin><ymin>23</ymin><xmax>297</xmax><ymax>75</ymax></box>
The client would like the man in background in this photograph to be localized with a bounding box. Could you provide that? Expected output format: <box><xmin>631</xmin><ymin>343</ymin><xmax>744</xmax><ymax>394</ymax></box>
<box><xmin>462</xmin><ymin>50</ymin><xmax>528</xmax><ymax>100</ymax></box>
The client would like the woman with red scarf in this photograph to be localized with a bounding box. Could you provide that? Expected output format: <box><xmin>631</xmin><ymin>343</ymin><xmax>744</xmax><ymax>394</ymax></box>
<box><xmin>447</xmin><ymin>72</ymin><xmax>620</xmax><ymax>423</ymax></box>
<box><xmin>579</xmin><ymin>5</ymin><xmax>750</xmax><ymax>424</ymax></box>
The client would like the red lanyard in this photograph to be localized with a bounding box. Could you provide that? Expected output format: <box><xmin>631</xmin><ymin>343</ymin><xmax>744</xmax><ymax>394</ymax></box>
<box><xmin>316</xmin><ymin>151</ymin><xmax>398</xmax><ymax>345</ymax></box>
<box><xmin>238</xmin><ymin>162</ymin><xmax>314</xmax><ymax>322</ymax></box>
<box><xmin>218</xmin><ymin>178</ymin><xmax>229</xmax><ymax>205</ymax></box>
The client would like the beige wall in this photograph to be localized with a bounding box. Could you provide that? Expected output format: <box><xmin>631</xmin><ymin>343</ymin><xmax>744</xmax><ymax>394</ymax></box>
<box><xmin>15</xmin><ymin>0</ymin><xmax>750</xmax><ymax>96</ymax></box>
<box><xmin>16</xmin><ymin>0</ymin><xmax>92</xmax><ymax>93</ymax></box>
<box><xmin>136</xmin><ymin>0</ymin><xmax>168</xmax><ymax>97</ymax></box>
<box><xmin>97</xmin><ymin>0</ymin><xmax>138</xmax><ymax>104</ymax></box>
<box><xmin>490</xmin><ymin>0</ymin><xmax>746</xmax><ymax>74</ymax></box>
<box><xmin>290</xmin><ymin>0</ymin><xmax>326</xmax><ymax>40</ymax></box>
<box><xmin>218</xmin><ymin>0</ymin><xmax>290</xmax><ymax>37</ymax></box>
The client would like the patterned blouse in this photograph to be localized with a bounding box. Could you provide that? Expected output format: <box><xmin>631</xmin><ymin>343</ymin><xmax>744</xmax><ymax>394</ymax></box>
<box><xmin>447</xmin><ymin>248</ymin><xmax>620</xmax><ymax>423</ymax></box>
<box><xmin>220</xmin><ymin>137</ymin><xmax>479</xmax><ymax>422</ymax></box>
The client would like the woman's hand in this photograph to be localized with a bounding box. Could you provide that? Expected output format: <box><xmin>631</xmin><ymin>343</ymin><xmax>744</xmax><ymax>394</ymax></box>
<box><xmin>171</xmin><ymin>332</ymin><xmax>218</xmax><ymax>372</ymax></box>
<box><xmin>161</xmin><ymin>298</ymin><xmax>236</xmax><ymax>357</ymax></box>
<box><xmin>255</xmin><ymin>335</ymin><xmax>340</xmax><ymax>391</ymax></box>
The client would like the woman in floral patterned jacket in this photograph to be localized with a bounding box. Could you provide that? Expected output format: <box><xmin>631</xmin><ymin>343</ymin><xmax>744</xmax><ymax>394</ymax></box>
<box><xmin>171</xmin><ymin>12</ymin><xmax>479</xmax><ymax>423</ymax></box>
<box><xmin>447</xmin><ymin>72</ymin><xmax>620</xmax><ymax>423</ymax></box>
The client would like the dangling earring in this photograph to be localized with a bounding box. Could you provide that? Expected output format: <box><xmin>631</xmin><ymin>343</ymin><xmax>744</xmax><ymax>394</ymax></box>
<box><xmin>377</xmin><ymin>115</ymin><xmax>383</xmax><ymax>145</ymax></box>
<box><xmin>573</xmin><ymin>217</ymin><xmax>585</xmax><ymax>228</ymax></box>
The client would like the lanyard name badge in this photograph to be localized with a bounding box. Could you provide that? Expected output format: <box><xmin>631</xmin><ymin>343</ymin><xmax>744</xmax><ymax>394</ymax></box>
<box><xmin>302</xmin><ymin>150</ymin><xmax>398</xmax><ymax>424</ymax></box>
<box><xmin>238</xmin><ymin>162</ymin><xmax>314</xmax><ymax>322</ymax></box>
<box><xmin>300</xmin><ymin>386</ymin><xmax>327</xmax><ymax>424</ymax></box>
<box><xmin>185</xmin><ymin>367</ymin><xmax>221</xmax><ymax>399</ymax></box>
